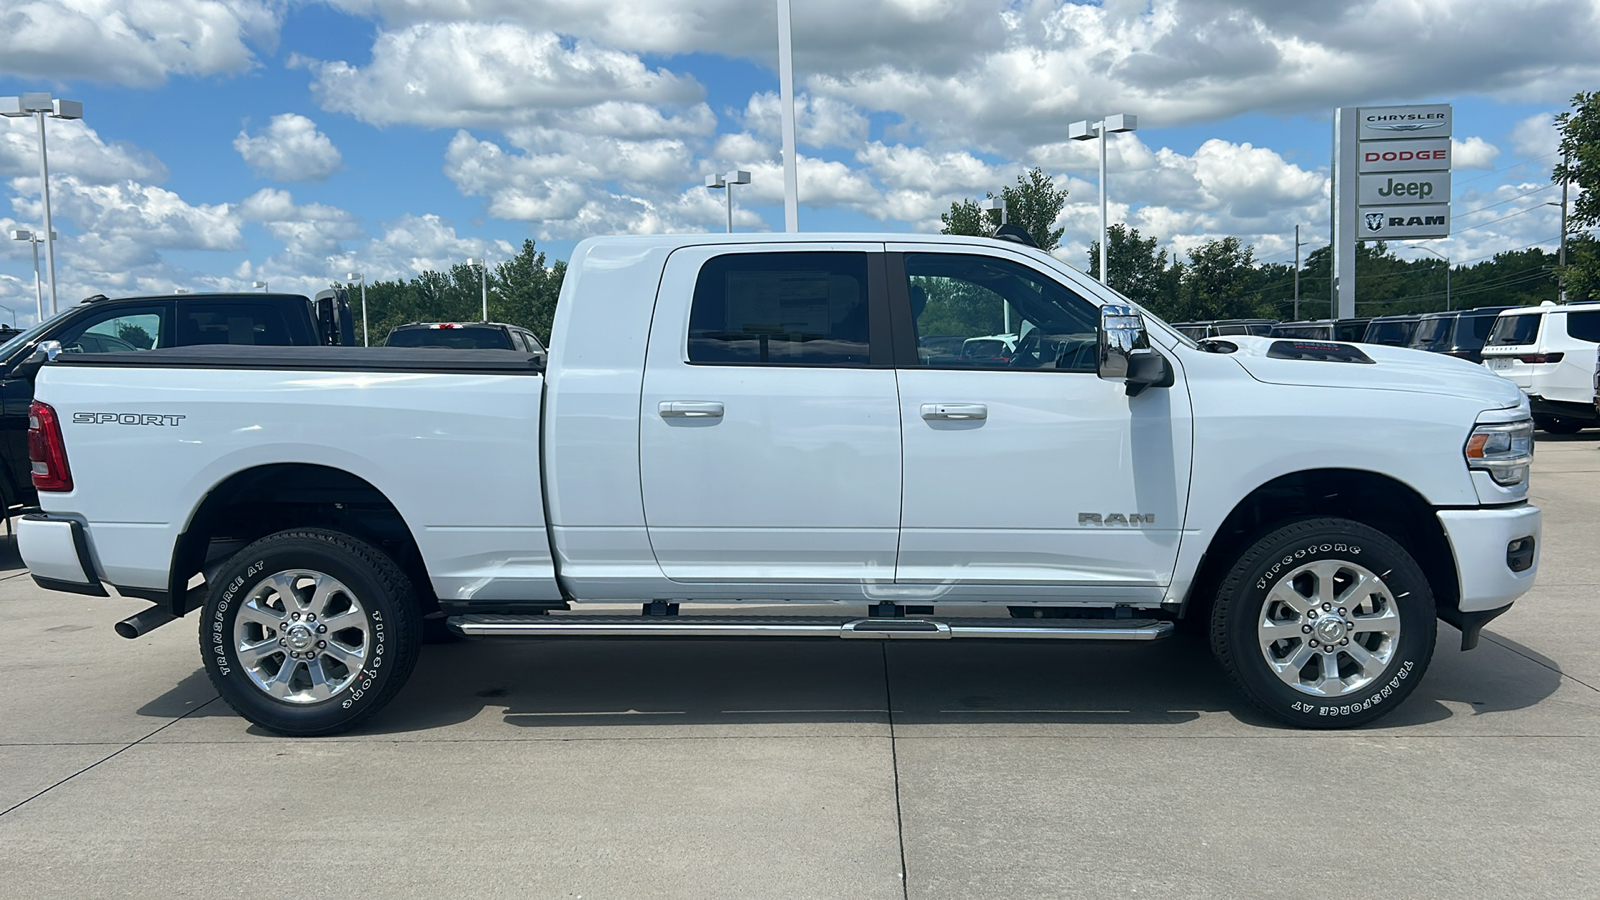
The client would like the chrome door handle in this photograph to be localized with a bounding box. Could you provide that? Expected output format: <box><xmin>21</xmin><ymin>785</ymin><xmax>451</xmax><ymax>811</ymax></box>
<box><xmin>920</xmin><ymin>403</ymin><xmax>987</xmax><ymax>421</ymax></box>
<box><xmin>659</xmin><ymin>401</ymin><xmax>725</xmax><ymax>418</ymax></box>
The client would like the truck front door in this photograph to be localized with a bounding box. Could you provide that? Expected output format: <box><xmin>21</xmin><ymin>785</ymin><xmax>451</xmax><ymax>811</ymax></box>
<box><xmin>639</xmin><ymin>245</ymin><xmax>901</xmax><ymax>587</ymax></box>
<box><xmin>888</xmin><ymin>247</ymin><xmax>1193</xmax><ymax>604</ymax></box>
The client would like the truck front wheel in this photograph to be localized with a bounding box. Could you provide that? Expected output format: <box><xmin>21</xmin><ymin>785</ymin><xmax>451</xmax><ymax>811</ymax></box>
<box><xmin>200</xmin><ymin>529</ymin><xmax>422</xmax><ymax>736</ymax></box>
<box><xmin>1210</xmin><ymin>518</ymin><xmax>1436</xmax><ymax>729</ymax></box>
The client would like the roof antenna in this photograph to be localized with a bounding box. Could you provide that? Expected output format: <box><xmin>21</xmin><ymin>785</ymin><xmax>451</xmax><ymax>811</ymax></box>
<box><xmin>990</xmin><ymin>223</ymin><xmax>1039</xmax><ymax>249</ymax></box>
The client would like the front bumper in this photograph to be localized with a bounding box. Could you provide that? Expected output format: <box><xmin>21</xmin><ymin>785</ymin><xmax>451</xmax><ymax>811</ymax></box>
<box><xmin>1437</xmin><ymin>504</ymin><xmax>1541</xmax><ymax>613</ymax></box>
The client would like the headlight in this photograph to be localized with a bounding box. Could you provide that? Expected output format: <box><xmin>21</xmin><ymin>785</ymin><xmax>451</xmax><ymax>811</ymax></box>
<box><xmin>1464</xmin><ymin>419</ymin><xmax>1534</xmax><ymax>486</ymax></box>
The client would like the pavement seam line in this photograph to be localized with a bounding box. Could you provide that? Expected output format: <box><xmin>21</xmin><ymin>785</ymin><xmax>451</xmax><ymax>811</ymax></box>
<box><xmin>880</xmin><ymin>643</ymin><xmax>911</xmax><ymax>900</ymax></box>
<box><xmin>1481</xmin><ymin>633</ymin><xmax>1600</xmax><ymax>693</ymax></box>
<box><xmin>0</xmin><ymin>696</ymin><xmax>220</xmax><ymax>819</ymax></box>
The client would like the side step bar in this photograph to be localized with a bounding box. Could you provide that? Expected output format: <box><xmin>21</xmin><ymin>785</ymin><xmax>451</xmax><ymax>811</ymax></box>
<box><xmin>449</xmin><ymin>614</ymin><xmax>1173</xmax><ymax>642</ymax></box>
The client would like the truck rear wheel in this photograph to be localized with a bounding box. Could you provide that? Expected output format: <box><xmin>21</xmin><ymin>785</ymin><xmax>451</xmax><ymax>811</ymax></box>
<box><xmin>1210</xmin><ymin>518</ymin><xmax>1436</xmax><ymax>729</ymax></box>
<box><xmin>200</xmin><ymin>529</ymin><xmax>422</xmax><ymax>736</ymax></box>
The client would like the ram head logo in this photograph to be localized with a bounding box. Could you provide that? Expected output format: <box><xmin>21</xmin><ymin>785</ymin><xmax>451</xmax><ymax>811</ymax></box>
<box><xmin>1364</xmin><ymin>212</ymin><xmax>1385</xmax><ymax>232</ymax></box>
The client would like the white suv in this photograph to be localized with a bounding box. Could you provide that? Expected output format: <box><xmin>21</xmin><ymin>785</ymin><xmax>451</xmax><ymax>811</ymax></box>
<box><xmin>1481</xmin><ymin>301</ymin><xmax>1600</xmax><ymax>433</ymax></box>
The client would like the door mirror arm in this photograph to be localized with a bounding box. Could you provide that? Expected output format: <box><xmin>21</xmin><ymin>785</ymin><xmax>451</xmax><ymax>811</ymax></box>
<box><xmin>1097</xmin><ymin>306</ymin><xmax>1171</xmax><ymax>396</ymax></box>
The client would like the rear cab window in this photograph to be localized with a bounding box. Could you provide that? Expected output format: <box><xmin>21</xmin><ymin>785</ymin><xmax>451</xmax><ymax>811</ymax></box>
<box><xmin>177</xmin><ymin>302</ymin><xmax>311</xmax><ymax>346</ymax></box>
<box><xmin>688</xmin><ymin>252</ymin><xmax>873</xmax><ymax>366</ymax></box>
<box><xmin>386</xmin><ymin>326</ymin><xmax>514</xmax><ymax>349</ymax></box>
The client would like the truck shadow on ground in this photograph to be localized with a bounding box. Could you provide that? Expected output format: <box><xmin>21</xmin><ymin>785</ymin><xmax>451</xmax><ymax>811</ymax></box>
<box><xmin>331</xmin><ymin>624</ymin><xmax>1567</xmax><ymax>735</ymax></box>
<box><xmin>136</xmin><ymin>624</ymin><xmax>1568</xmax><ymax>736</ymax></box>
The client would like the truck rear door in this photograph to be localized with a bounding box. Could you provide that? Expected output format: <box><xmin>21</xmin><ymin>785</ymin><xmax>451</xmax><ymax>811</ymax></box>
<box><xmin>638</xmin><ymin>243</ymin><xmax>902</xmax><ymax>585</ymax></box>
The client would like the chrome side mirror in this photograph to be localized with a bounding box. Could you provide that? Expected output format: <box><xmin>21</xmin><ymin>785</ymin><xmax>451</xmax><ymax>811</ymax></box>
<box><xmin>1097</xmin><ymin>306</ymin><xmax>1171</xmax><ymax>397</ymax></box>
<box><xmin>14</xmin><ymin>340</ymin><xmax>63</xmax><ymax>379</ymax></box>
<box><xmin>1097</xmin><ymin>305</ymin><xmax>1148</xmax><ymax>381</ymax></box>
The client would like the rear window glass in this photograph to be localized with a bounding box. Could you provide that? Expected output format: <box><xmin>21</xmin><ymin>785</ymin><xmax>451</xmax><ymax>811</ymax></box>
<box><xmin>1487</xmin><ymin>314</ymin><xmax>1541</xmax><ymax>346</ymax></box>
<box><xmin>385</xmin><ymin>326</ymin><xmax>513</xmax><ymax>349</ymax></box>
<box><xmin>1454</xmin><ymin>313</ymin><xmax>1498</xmax><ymax>349</ymax></box>
<box><xmin>177</xmin><ymin>303</ymin><xmax>301</xmax><ymax>346</ymax></box>
<box><xmin>688</xmin><ymin>252</ymin><xmax>871</xmax><ymax>366</ymax></box>
<box><xmin>1566</xmin><ymin>311</ymin><xmax>1600</xmax><ymax>343</ymax></box>
<box><xmin>1364</xmin><ymin>320</ymin><xmax>1416</xmax><ymax>346</ymax></box>
<box><xmin>1412</xmin><ymin>315</ymin><xmax>1454</xmax><ymax>347</ymax></box>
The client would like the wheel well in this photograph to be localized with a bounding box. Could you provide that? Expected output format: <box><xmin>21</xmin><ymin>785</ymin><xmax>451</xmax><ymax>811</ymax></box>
<box><xmin>1183</xmin><ymin>469</ymin><xmax>1459</xmax><ymax>623</ymax></box>
<box><xmin>168</xmin><ymin>464</ymin><xmax>435</xmax><ymax>617</ymax></box>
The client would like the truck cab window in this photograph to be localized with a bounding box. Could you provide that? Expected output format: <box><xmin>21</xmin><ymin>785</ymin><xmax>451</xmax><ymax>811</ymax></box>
<box><xmin>688</xmin><ymin>252</ymin><xmax>872</xmax><ymax>366</ymax></box>
<box><xmin>904</xmin><ymin>252</ymin><xmax>1099</xmax><ymax>370</ymax></box>
<box><xmin>58</xmin><ymin>310</ymin><xmax>164</xmax><ymax>354</ymax></box>
<box><xmin>178</xmin><ymin>304</ymin><xmax>296</xmax><ymax>346</ymax></box>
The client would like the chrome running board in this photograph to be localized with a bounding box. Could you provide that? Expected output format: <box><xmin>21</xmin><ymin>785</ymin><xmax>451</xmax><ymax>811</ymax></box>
<box><xmin>448</xmin><ymin>614</ymin><xmax>1172</xmax><ymax>641</ymax></box>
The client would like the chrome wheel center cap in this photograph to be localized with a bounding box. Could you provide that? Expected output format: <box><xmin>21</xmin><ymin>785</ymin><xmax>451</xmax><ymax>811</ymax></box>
<box><xmin>1313</xmin><ymin>616</ymin><xmax>1346</xmax><ymax>645</ymax></box>
<box><xmin>285</xmin><ymin>623</ymin><xmax>316</xmax><ymax>652</ymax></box>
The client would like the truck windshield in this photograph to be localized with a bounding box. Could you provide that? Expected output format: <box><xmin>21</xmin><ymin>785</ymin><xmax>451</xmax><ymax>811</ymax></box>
<box><xmin>385</xmin><ymin>326</ymin><xmax>512</xmax><ymax>349</ymax></box>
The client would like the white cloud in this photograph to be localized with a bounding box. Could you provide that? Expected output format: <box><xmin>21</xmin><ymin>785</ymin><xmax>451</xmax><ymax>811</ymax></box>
<box><xmin>742</xmin><ymin>93</ymin><xmax>870</xmax><ymax>150</ymax></box>
<box><xmin>234</xmin><ymin>114</ymin><xmax>344</xmax><ymax>182</ymax></box>
<box><xmin>240</xmin><ymin>188</ymin><xmax>363</xmax><ymax>259</ymax></box>
<box><xmin>0</xmin><ymin>117</ymin><xmax>167</xmax><ymax>184</ymax></box>
<box><xmin>0</xmin><ymin>0</ymin><xmax>281</xmax><ymax>86</ymax></box>
<box><xmin>302</xmin><ymin>21</ymin><xmax>703</xmax><ymax>128</ymax></box>
<box><xmin>1452</xmin><ymin>137</ymin><xmax>1500</xmax><ymax>170</ymax></box>
<box><xmin>1510</xmin><ymin>112</ymin><xmax>1562</xmax><ymax>160</ymax></box>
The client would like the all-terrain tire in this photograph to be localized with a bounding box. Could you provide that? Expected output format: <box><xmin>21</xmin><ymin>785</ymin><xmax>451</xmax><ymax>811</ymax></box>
<box><xmin>1210</xmin><ymin>517</ymin><xmax>1436</xmax><ymax>729</ymax></box>
<box><xmin>200</xmin><ymin>528</ymin><xmax>422</xmax><ymax>736</ymax></box>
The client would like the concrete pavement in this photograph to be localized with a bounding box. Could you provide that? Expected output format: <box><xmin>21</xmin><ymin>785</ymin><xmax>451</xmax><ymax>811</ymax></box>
<box><xmin>2</xmin><ymin>435</ymin><xmax>1597</xmax><ymax>898</ymax></box>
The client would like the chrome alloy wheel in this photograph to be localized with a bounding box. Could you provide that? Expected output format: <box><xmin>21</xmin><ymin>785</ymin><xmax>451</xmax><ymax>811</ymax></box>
<box><xmin>233</xmin><ymin>569</ymin><xmax>370</xmax><ymax>704</ymax></box>
<box><xmin>1256</xmin><ymin>559</ymin><xmax>1401</xmax><ymax>698</ymax></box>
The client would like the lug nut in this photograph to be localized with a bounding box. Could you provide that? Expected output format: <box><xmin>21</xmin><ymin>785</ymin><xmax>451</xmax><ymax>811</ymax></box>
<box><xmin>1338</xmin><ymin>608</ymin><xmax>1347</xmax><ymax>616</ymax></box>
<box><xmin>1340</xmin><ymin>638</ymin><xmax>1349</xmax><ymax>646</ymax></box>
<box><xmin>317</xmin><ymin>640</ymin><xmax>326</xmax><ymax>649</ymax></box>
<box><xmin>1322</xmin><ymin>603</ymin><xmax>1332</xmax><ymax>611</ymax></box>
<box><xmin>291</xmin><ymin>612</ymin><xmax>301</xmax><ymax>621</ymax></box>
<box><xmin>317</xmin><ymin>625</ymin><xmax>327</xmax><ymax>633</ymax></box>
<box><xmin>306</xmin><ymin>613</ymin><xmax>316</xmax><ymax>622</ymax></box>
<box><xmin>1301</xmin><ymin>624</ymin><xmax>1313</xmax><ymax>634</ymax></box>
<box><xmin>1308</xmin><ymin>610</ymin><xmax>1318</xmax><ymax>619</ymax></box>
<box><xmin>278</xmin><ymin>638</ymin><xmax>287</xmax><ymax>646</ymax></box>
<box><xmin>1309</xmin><ymin>639</ymin><xmax>1319</xmax><ymax>648</ymax></box>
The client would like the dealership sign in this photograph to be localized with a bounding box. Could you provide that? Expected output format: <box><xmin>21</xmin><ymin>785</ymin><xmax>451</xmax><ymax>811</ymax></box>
<box><xmin>1358</xmin><ymin>138</ymin><xmax>1451</xmax><ymax>173</ymax></box>
<box><xmin>1358</xmin><ymin>171</ymin><xmax>1451</xmax><ymax>205</ymax></box>
<box><xmin>1356</xmin><ymin>103</ymin><xmax>1451</xmax><ymax>239</ymax></box>
<box><xmin>1359</xmin><ymin>204</ymin><xmax>1451</xmax><ymax>239</ymax></box>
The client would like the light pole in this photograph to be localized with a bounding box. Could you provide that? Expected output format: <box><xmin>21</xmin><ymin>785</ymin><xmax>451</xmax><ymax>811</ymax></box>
<box><xmin>776</xmin><ymin>0</ymin><xmax>799</xmax><ymax>232</ymax></box>
<box><xmin>979</xmin><ymin>196</ymin><xmax>1006</xmax><ymax>227</ymax></box>
<box><xmin>347</xmin><ymin>272</ymin><xmax>368</xmax><ymax>345</ymax></box>
<box><xmin>2</xmin><ymin>93</ymin><xmax>83</xmax><ymax>316</ymax></box>
<box><xmin>9</xmin><ymin>228</ymin><xmax>52</xmax><ymax>322</ymax></box>
<box><xmin>252</xmin><ymin>280</ymin><xmax>268</xmax><ymax>292</ymax></box>
<box><xmin>467</xmin><ymin>258</ymin><xmax>488</xmax><ymax>322</ymax></box>
<box><xmin>705</xmin><ymin>171</ymin><xmax>752</xmax><ymax>233</ymax></box>
<box><xmin>1418</xmin><ymin>245</ymin><xmax>1451</xmax><ymax>311</ymax></box>
<box><xmin>1545</xmin><ymin>197</ymin><xmax>1569</xmax><ymax>302</ymax></box>
<box><xmin>0</xmin><ymin>304</ymin><xmax>15</xmax><ymax>327</ymax></box>
<box><xmin>1069</xmin><ymin>113</ymin><xmax>1137</xmax><ymax>285</ymax></box>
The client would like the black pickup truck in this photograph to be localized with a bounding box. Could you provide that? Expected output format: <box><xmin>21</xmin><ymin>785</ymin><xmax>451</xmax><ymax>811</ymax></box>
<box><xmin>0</xmin><ymin>290</ymin><xmax>355</xmax><ymax>513</ymax></box>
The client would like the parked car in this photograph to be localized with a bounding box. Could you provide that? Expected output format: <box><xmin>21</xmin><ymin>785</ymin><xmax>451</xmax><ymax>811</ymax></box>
<box><xmin>959</xmin><ymin>333</ymin><xmax>1017</xmax><ymax>364</ymax></box>
<box><xmin>385</xmin><ymin>322</ymin><xmax>546</xmax><ymax>357</ymax></box>
<box><xmin>1361</xmin><ymin>314</ymin><xmax>1422</xmax><ymax>347</ymax></box>
<box><xmin>917</xmin><ymin>335</ymin><xmax>967</xmax><ymax>364</ymax></box>
<box><xmin>1269</xmin><ymin>318</ymin><xmax>1371</xmax><ymax>342</ymax></box>
<box><xmin>0</xmin><ymin>290</ymin><xmax>353</xmax><ymax>514</ymax></box>
<box><xmin>1172</xmin><ymin>319</ymin><xmax>1278</xmax><ymax>339</ymax></box>
<box><xmin>22</xmin><ymin>231</ymin><xmax>1538</xmax><ymax>735</ymax></box>
<box><xmin>1480</xmin><ymin>301</ymin><xmax>1600</xmax><ymax>433</ymax></box>
<box><xmin>1409</xmin><ymin>306</ymin><xmax>1511</xmax><ymax>363</ymax></box>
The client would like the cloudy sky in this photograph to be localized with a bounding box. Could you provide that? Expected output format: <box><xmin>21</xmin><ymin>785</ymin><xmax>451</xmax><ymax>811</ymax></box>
<box><xmin>0</xmin><ymin>0</ymin><xmax>1595</xmax><ymax>325</ymax></box>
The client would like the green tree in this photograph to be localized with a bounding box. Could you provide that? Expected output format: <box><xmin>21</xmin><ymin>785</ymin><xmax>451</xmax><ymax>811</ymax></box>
<box><xmin>1555</xmin><ymin>92</ymin><xmax>1600</xmax><ymax>300</ymax></box>
<box><xmin>940</xmin><ymin>167</ymin><xmax>1069</xmax><ymax>250</ymax></box>
<box><xmin>1087</xmin><ymin>224</ymin><xmax>1183</xmax><ymax>320</ymax></box>
<box><xmin>115</xmin><ymin>322</ymin><xmax>154</xmax><ymax>349</ymax></box>
<box><xmin>1178</xmin><ymin>237</ymin><xmax>1266</xmax><ymax>321</ymax></box>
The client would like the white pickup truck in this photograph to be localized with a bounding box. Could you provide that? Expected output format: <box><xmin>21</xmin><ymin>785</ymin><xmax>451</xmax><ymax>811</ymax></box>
<box><xmin>19</xmin><ymin>233</ymin><xmax>1542</xmax><ymax>735</ymax></box>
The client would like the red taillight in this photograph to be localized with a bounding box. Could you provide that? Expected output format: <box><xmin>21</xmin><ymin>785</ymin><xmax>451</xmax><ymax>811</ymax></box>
<box><xmin>28</xmin><ymin>401</ymin><xmax>73</xmax><ymax>492</ymax></box>
<box><xmin>1517</xmin><ymin>353</ymin><xmax>1564</xmax><ymax>364</ymax></box>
